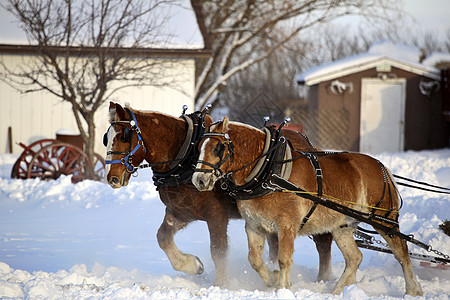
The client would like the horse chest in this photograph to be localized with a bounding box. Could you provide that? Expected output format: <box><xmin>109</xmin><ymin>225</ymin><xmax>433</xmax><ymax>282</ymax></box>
<box><xmin>237</xmin><ymin>201</ymin><xmax>277</xmax><ymax>234</ymax></box>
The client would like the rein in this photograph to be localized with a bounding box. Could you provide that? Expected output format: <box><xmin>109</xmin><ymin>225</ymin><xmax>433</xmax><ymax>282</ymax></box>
<box><xmin>196</xmin><ymin>124</ymin><xmax>403</xmax><ymax>230</ymax></box>
<box><xmin>105</xmin><ymin>108</ymin><xmax>147</xmax><ymax>173</ymax></box>
<box><xmin>394</xmin><ymin>174</ymin><xmax>450</xmax><ymax>195</ymax></box>
<box><xmin>193</xmin><ymin>120</ymin><xmax>450</xmax><ymax>264</ymax></box>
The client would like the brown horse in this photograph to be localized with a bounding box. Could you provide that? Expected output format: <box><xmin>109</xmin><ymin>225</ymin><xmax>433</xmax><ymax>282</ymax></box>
<box><xmin>104</xmin><ymin>102</ymin><xmax>333</xmax><ymax>286</ymax></box>
<box><xmin>192</xmin><ymin>116</ymin><xmax>423</xmax><ymax>296</ymax></box>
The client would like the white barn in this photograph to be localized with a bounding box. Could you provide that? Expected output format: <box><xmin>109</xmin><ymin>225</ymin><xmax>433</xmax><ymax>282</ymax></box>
<box><xmin>0</xmin><ymin>44</ymin><xmax>210</xmax><ymax>155</ymax></box>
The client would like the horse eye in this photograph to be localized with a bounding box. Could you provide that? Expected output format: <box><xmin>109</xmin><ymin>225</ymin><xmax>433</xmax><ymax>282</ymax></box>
<box><xmin>214</xmin><ymin>142</ymin><xmax>225</xmax><ymax>158</ymax></box>
<box><xmin>103</xmin><ymin>133</ymin><xmax>108</xmax><ymax>147</ymax></box>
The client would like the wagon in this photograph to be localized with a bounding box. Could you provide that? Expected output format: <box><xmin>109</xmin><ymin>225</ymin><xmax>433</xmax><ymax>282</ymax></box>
<box><xmin>11</xmin><ymin>132</ymin><xmax>105</xmax><ymax>183</ymax></box>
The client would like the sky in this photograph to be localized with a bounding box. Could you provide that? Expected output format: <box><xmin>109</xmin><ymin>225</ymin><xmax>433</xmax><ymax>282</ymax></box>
<box><xmin>0</xmin><ymin>0</ymin><xmax>202</xmax><ymax>46</ymax></box>
<box><xmin>405</xmin><ymin>0</ymin><xmax>450</xmax><ymax>32</ymax></box>
<box><xmin>0</xmin><ymin>1</ymin><xmax>449</xmax><ymax>47</ymax></box>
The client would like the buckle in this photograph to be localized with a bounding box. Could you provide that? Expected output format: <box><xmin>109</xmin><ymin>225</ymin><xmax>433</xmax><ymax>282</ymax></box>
<box><xmin>316</xmin><ymin>168</ymin><xmax>323</xmax><ymax>177</ymax></box>
<box><xmin>220</xmin><ymin>181</ymin><xmax>228</xmax><ymax>190</ymax></box>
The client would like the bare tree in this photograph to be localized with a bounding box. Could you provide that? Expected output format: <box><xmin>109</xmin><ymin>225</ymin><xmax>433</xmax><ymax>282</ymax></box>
<box><xmin>220</xmin><ymin>17</ymin><xmax>450</xmax><ymax>125</ymax></box>
<box><xmin>191</xmin><ymin>0</ymin><xmax>401</xmax><ymax>109</ymax></box>
<box><xmin>0</xmin><ymin>0</ymin><xmax>183</xmax><ymax>163</ymax></box>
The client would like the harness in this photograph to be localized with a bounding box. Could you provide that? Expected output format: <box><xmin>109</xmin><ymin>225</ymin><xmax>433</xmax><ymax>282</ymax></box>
<box><xmin>105</xmin><ymin>108</ymin><xmax>147</xmax><ymax>173</ymax></box>
<box><xmin>195</xmin><ymin>124</ymin><xmax>402</xmax><ymax>234</ymax></box>
<box><xmin>196</xmin><ymin>125</ymin><xmax>295</xmax><ymax>200</ymax></box>
<box><xmin>104</xmin><ymin>104</ymin><xmax>211</xmax><ymax>188</ymax></box>
<box><xmin>151</xmin><ymin>111</ymin><xmax>207</xmax><ymax>189</ymax></box>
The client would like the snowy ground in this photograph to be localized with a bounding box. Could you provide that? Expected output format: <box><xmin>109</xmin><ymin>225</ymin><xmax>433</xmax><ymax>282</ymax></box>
<box><xmin>0</xmin><ymin>149</ymin><xmax>449</xmax><ymax>299</ymax></box>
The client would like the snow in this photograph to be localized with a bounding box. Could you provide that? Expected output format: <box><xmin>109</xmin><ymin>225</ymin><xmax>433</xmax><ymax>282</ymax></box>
<box><xmin>423</xmin><ymin>52</ymin><xmax>450</xmax><ymax>67</ymax></box>
<box><xmin>55</xmin><ymin>128</ymin><xmax>79</xmax><ymax>136</ymax></box>
<box><xmin>368</xmin><ymin>41</ymin><xmax>421</xmax><ymax>63</ymax></box>
<box><xmin>0</xmin><ymin>149</ymin><xmax>450</xmax><ymax>299</ymax></box>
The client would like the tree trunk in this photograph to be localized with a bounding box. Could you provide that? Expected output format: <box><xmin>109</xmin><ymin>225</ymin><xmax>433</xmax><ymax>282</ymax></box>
<box><xmin>84</xmin><ymin>111</ymin><xmax>96</xmax><ymax>179</ymax></box>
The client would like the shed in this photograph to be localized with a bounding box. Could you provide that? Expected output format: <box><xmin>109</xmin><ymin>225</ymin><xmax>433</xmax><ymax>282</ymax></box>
<box><xmin>296</xmin><ymin>41</ymin><xmax>449</xmax><ymax>153</ymax></box>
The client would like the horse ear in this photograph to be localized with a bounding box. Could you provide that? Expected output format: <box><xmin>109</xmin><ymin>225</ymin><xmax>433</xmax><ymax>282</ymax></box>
<box><xmin>204</xmin><ymin>114</ymin><xmax>213</xmax><ymax>129</ymax></box>
<box><xmin>109</xmin><ymin>102</ymin><xmax>117</xmax><ymax>122</ymax></box>
<box><xmin>113</xmin><ymin>102</ymin><xmax>127</xmax><ymax>120</ymax></box>
<box><xmin>219</xmin><ymin>116</ymin><xmax>229</xmax><ymax>133</ymax></box>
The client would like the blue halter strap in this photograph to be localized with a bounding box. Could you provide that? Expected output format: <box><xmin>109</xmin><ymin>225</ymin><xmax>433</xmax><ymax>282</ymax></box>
<box><xmin>105</xmin><ymin>108</ymin><xmax>146</xmax><ymax>173</ymax></box>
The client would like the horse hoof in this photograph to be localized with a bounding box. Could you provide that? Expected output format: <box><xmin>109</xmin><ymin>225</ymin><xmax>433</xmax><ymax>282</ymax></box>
<box><xmin>194</xmin><ymin>256</ymin><xmax>204</xmax><ymax>275</ymax></box>
<box><xmin>406</xmin><ymin>286</ymin><xmax>423</xmax><ymax>296</ymax></box>
<box><xmin>184</xmin><ymin>254</ymin><xmax>204</xmax><ymax>275</ymax></box>
<box><xmin>266</xmin><ymin>270</ymin><xmax>280</xmax><ymax>287</ymax></box>
<box><xmin>175</xmin><ymin>254</ymin><xmax>204</xmax><ymax>275</ymax></box>
<box><xmin>317</xmin><ymin>271</ymin><xmax>333</xmax><ymax>282</ymax></box>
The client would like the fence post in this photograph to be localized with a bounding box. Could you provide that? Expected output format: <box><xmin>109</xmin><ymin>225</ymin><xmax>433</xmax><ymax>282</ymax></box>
<box><xmin>8</xmin><ymin>126</ymin><xmax>12</xmax><ymax>153</ymax></box>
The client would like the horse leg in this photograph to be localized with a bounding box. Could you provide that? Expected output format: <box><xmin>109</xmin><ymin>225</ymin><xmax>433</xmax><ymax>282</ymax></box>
<box><xmin>375</xmin><ymin>229</ymin><xmax>423</xmax><ymax>296</ymax></box>
<box><xmin>331</xmin><ymin>227</ymin><xmax>362</xmax><ymax>294</ymax></box>
<box><xmin>313</xmin><ymin>233</ymin><xmax>333</xmax><ymax>281</ymax></box>
<box><xmin>277</xmin><ymin>226</ymin><xmax>296</xmax><ymax>289</ymax></box>
<box><xmin>267</xmin><ymin>233</ymin><xmax>279</xmax><ymax>263</ymax></box>
<box><xmin>206</xmin><ymin>217</ymin><xmax>229</xmax><ymax>287</ymax></box>
<box><xmin>245</xmin><ymin>222</ymin><xmax>279</xmax><ymax>287</ymax></box>
<box><xmin>157</xmin><ymin>209</ymin><xmax>204</xmax><ymax>275</ymax></box>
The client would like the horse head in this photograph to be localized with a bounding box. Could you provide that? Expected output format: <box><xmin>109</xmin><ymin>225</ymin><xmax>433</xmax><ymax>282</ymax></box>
<box><xmin>192</xmin><ymin>116</ymin><xmax>235</xmax><ymax>191</ymax></box>
<box><xmin>104</xmin><ymin>102</ymin><xmax>147</xmax><ymax>188</ymax></box>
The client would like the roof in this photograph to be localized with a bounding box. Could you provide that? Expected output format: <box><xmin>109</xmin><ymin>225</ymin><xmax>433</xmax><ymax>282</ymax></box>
<box><xmin>297</xmin><ymin>41</ymin><xmax>442</xmax><ymax>86</ymax></box>
<box><xmin>0</xmin><ymin>44</ymin><xmax>211</xmax><ymax>58</ymax></box>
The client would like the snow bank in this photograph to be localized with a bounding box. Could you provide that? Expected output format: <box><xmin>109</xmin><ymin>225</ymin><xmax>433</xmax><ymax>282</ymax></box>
<box><xmin>0</xmin><ymin>149</ymin><xmax>449</xmax><ymax>299</ymax></box>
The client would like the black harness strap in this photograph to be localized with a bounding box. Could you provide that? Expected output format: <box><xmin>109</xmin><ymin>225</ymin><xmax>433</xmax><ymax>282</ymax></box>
<box><xmin>199</xmin><ymin>127</ymin><xmax>326</xmax><ymax>205</ymax></box>
<box><xmin>152</xmin><ymin>111</ymin><xmax>207</xmax><ymax>189</ymax></box>
<box><xmin>298</xmin><ymin>153</ymin><xmax>323</xmax><ymax>232</ymax></box>
<box><xmin>372</xmin><ymin>162</ymin><xmax>397</xmax><ymax>221</ymax></box>
<box><xmin>396</xmin><ymin>182</ymin><xmax>450</xmax><ymax>194</ymax></box>
<box><xmin>215</xmin><ymin>126</ymin><xmax>289</xmax><ymax>200</ymax></box>
<box><xmin>266</xmin><ymin>173</ymin><xmax>434</xmax><ymax>251</ymax></box>
<box><xmin>298</xmin><ymin>202</ymin><xmax>319</xmax><ymax>232</ymax></box>
<box><xmin>394</xmin><ymin>174</ymin><xmax>450</xmax><ymax>192</ymax></box>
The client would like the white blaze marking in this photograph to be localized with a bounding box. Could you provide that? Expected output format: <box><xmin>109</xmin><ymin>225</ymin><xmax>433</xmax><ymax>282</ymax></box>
<box><xmin>192</xmin><ymin>138</ymin><xmax>212</xmax><ymax>187</ymax></box>
<box><xmin>104</xmin><ymin>126</ymin><xmax>118</xmax><ymax>177</ymax></box>
<box><xmin>195</xmin><ymin>137</ymin><xmax>211</xmax><ymax>170</ymax></box>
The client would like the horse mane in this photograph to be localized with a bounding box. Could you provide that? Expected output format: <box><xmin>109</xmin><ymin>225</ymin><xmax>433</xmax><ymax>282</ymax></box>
<box><xmin>108</xmin><ymin>102</ymin><xmax>184</xmax><ymax>125</ymax></box>
<box><xmin>229</xmin><ymin>121</ymin><xmax>263</xmax><ymax>134</ymax></box>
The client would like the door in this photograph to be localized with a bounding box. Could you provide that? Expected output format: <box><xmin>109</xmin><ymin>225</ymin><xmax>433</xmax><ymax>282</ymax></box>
<box><xmin>360</xmin><ymin>78</ymin><xmax>406</xmax><ymax>153</ymax></box>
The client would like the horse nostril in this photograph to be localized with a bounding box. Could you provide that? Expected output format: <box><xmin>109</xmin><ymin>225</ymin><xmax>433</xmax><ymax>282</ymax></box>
<box><xmin>110</xmin><ymin>176</ymin><xmax>120</xmax><ymax>185</ymax></box>
<box><xmin>198</xmin><ymin>179</ymin><xmax>206</xmax><ymax>190</ymax></box>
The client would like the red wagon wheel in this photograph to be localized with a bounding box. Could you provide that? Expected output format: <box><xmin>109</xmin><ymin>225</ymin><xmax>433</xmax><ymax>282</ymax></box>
<box><xmin>11</xmin><ymin>139</ymin><xmax>57</xmax><ymax>179</ymax></box>
<box><xmin>92</xmin><ymin>153</ymin><xmax>106</xmax><ymax>182</ymax></box>
<box><xmin>26</xmin><ymin>142</ymin><xmax>94</xmax><ymax>183</ymax></box>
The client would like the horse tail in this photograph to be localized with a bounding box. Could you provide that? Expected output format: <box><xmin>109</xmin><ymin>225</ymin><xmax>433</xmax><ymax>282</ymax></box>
<box><xmin>375</xmin><ymin>161</ymin><xmax>403</xmax><ymax>220</ymax></box>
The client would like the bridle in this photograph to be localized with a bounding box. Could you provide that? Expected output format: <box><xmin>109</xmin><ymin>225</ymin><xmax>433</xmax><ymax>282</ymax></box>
<box><xmin>104</xmin><ymin>108</ymin><xmax>147</xmax><ymax>173</ymax></box>
<box><xmin>195</xmin><ymin>132</ymin><xmax>234</xmax><ymax>178</ymax></box>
